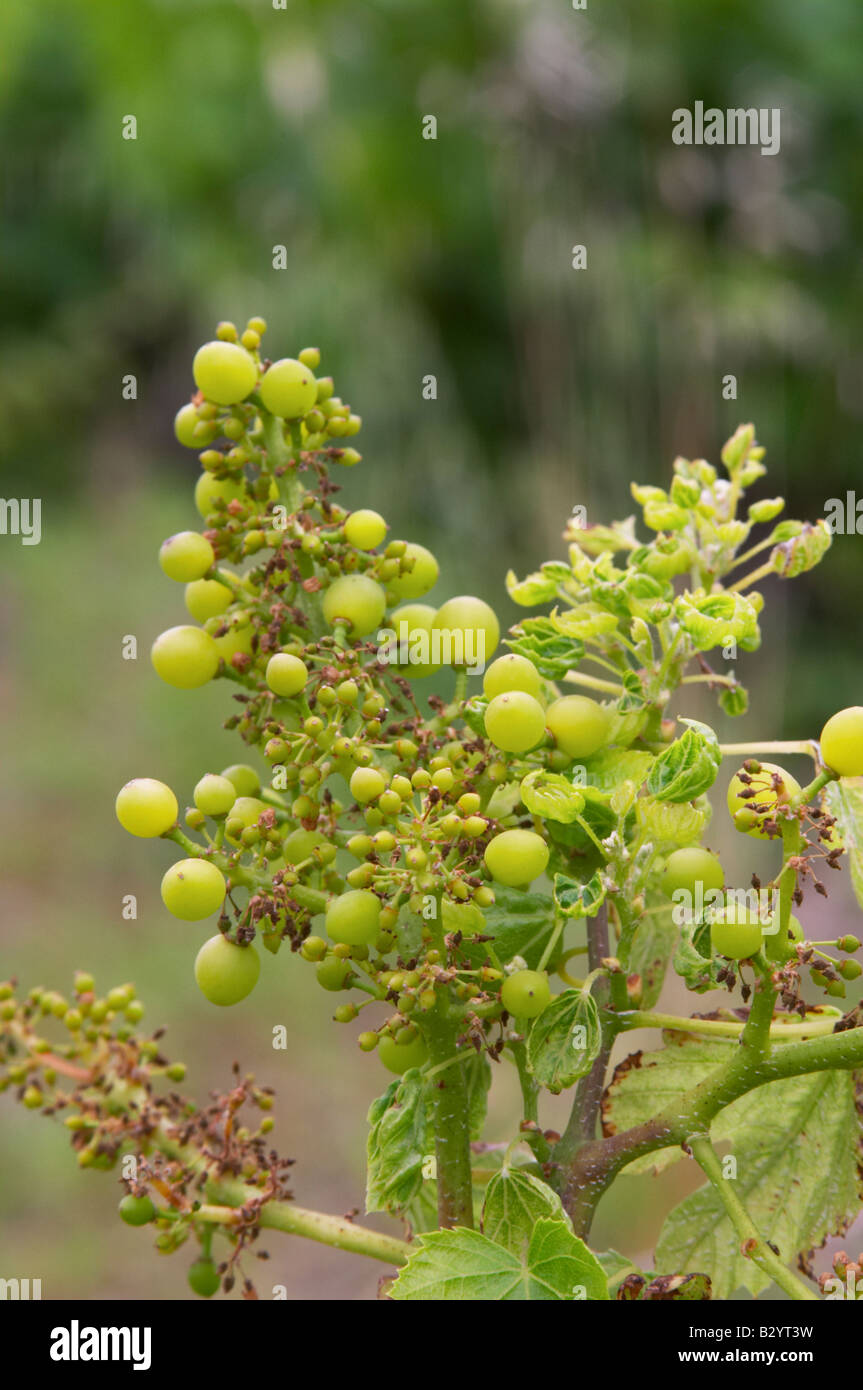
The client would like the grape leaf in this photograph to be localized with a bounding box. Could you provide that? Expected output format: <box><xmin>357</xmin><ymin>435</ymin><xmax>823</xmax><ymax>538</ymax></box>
<box><xmin>482</xmin><ymin>1167</ymin><xmax>566</xmax><ymax>1256</ymax></box>
<box><xmin>461</xmin><ymin>888</ymin><xmax>556</xmax><ymax>969</ymax></box>
<box><xmin>823</xmin><ymin>777</ymin><xmax>863</xmax><ymax>911</ymax></box>
<box><xmin>506</xmin><ymin>616</ymin><xmax>584</xmax><ymax>679</ymax></box>
<box><xmin>626</xmin><ymin>903</ymin><xmax>678</xmax><ymax>1008</ymax></box>
<box><xmin>553</xmin><ymin>870</ymin><xmax>606</xmax><ymax>919</ymax></box>
<box><xmin>527</xmin><ymin>988</ymin><xmax>601</xmax><ymax>1093</ymax></box>
<box><xmin>520</xmin><ymin>769</ymin><xmax>584</xmax><ymax>824</ymax></box>
<box><xmin>390</xmin><ymin>1219</ymin><xmax>609</xmax><ymax>1301</ymax></box>
<box><xmin>646</xmin><ymin>719</ymin><xmax>721</xmax><ymax>803</ymax></box>
<box><xmin>366</xmin><ymin>1069</ymin><xmax>426</xmax><ymax>1214</ymax></box>
<box><xmin>581</xmin><ymin>747</ymin><xmax>653</xmax><ymax>793</ymax></box>
<box><xmin>656</xmin><ymin>1066</ymin><xmax>861</xmax><ymax>1298</ymax></box>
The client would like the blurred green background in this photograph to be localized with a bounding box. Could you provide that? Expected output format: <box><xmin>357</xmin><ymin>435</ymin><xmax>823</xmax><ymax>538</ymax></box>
<box><xmin>1</xmin><ymin>0</ymin><xmax>861</xmax><ymax>1299</ymax></box>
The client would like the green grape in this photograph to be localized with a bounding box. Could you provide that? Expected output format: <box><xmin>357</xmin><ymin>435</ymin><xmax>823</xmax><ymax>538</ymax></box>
<box><xmin>185</xmin><ymin>578</ymin><xmax>233</xmax><ymax>622</ymax></box>
<box><xmin>224</xmin><ymin>796</ymin><xmax>268</xmax><ymax>843</ymax></box>
<box><xmin>316</xmin><ymin>957</ymin><xmax>353</xmax><ymax>991</ymax></box>
<box><xmin>545</xmin><ymin>696</ymin><xmax>610</xmax><ymax>759</ymax></box>
<box><xmin>212</xmin><ymin>621</ymin><xmax>254</xmax><ymax>662</ymax></box>
<box><xmin>174</xmin><ymin>403</ymin><xmax>200</xmax><ymax>448</ymax></box>
<box><xmin>326</xmin><ymin>889</ymin><xmax>381</xmax><ymax>945</ymax></box>
<box><xmin>161</xmin><ymin>859</ymin><xmax>226</xmax><ymax>920</ymax></box>
<box><xmin>387</xmin><ymin>543</ymin><xmax>440</xmax><ymax>600</ymax></box>
<box><xmin>765</xmin><ymin>912</ymin><xmax>804</xmax><ymax>963</ymax></box>
<box><xmin>726</xmin><ymin>762</ymin><xmax>802</xmax><ymax>839</ymax></box>
<box><xmin>118</xmin><ymin>1193</ymin><xmax>156</xmax><ymax>1226</ymax></box>
<box><xmin>221</xmin><ymin>764</ymin><xmax>261</xmax><ymax>797</ymax></box>
<box><xmin>266</xmin><ymin>653</ymin><xmax>309</xmax><ymax>697</ymax></box>
<box><xmin>710</xmin><ymin>906</ymin><xmax>764</xmax><ymax>961</ymax></box>
<box><xmin>501</xmin><ymin>969</ymin><xmax>551</xmax><ymax>1019</ymax></box>
<box><xmin>344</xmin><ymin>509</ymin><xmax>387</xmax><ymax>551</ymax></box>
<box><xmin>432</xmin><ymin>595</ymin><xmax>500</xmax><ymax>667</ymax></box>
<box><xmin>660</xmin><ymin>847</ymin><xmax>724</xmax><ymax>898</ymax></box>
<box><xmin>194</xmin><ymin>472</ymin><xmax>245</xmax><ymax>518</ymax></box>
<box><xmin>388</xmin><ymin>603</ymin><xmax>441</xmax><ymax>678</ymax></box>
<box><xmin>820</xmin><ymin>707</ymin><xmax>863</xmax><ymax>777</ymax></box>
<box><xmin>283</xmin><ymin>828</ymin><xmax>327</xmax><ymax>864</ymax></box>
<box><xmin>350</xmin><ymin>766</ymin><xmax>387</xmax><ymax>804</ymax></box>
<box><xmin>159</xmin><ymin>531</ymin><xmax>215</xmax><ymax>583</ymax></box>
<box><xmin>322</xmin><ymin>574</ymin><xmax>386</xmax><ymax>637</ymax></box>
<box><xmin>259</xmin><ymin>358</ymin><xmax>317</xmax><ymax>418</ymax></box>
<box><xmin>484</xmin><ymin>691</ymin><xmax>547</xmax><ymax>754</ymax></box>
<box><xmin>115</xmin><ymin>778</ymin><xmax>178</xmax><ymax>838</ymax></box>
<box><xmin>187</xmin><ymin>1257</ymin><xmax>222</xmax><ymax>1298</ymax></box>
<box><xmin>483</xmin><ymin>653</ymin><xmax>542</xmax><ymax>701</ymax></box>
<box><xmin>378</xmin><ymin>1033</ymin><xmax>428</xmax><ymax>1075</ymax></box>
<box><xmin>193</xmin><ymin>341</ymin><xmax>257</xmax><ymax>405</ymax></box>
<box><xmin>484</xmin><ymin>829</ymin><xmax>549</xmax><ymax>887</ymax></box>
<box><xmin>151</xmin><ymin>626</ymin><xmax>220</xmax><ymax>689</ymax></box>
<box><xmin>194</xmin><ymin>935</ymin><xmax>260</xmax><ymax>1006</ymax></box>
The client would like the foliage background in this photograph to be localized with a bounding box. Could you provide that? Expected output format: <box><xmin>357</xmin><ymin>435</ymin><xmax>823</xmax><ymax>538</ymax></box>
<box><xmin>1</xmin><ymin>0</ymin><xmax>860</xmax><ymax>1299</ymax></box>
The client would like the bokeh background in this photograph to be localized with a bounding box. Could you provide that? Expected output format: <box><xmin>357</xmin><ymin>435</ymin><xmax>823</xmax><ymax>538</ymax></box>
<box><xmin>1</xmin><ymin>0</ymin><xmax>861</xmax><ymax>1300</ymax></box>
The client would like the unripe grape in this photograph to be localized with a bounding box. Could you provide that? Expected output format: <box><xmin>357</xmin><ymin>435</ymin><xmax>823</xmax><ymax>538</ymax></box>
<box><xmin>259</xmin><ymin>358</ymin><xmax>317</xmax><ymax>418</ymax></box>
<box><xmin>187</xmin><ymin>1257</ymin><xmax>221</xmax><ymax>1298</ymax></box>
<box><xmin>820</xmin><ymin>707</ymin><xmax>863</xmax><ymax>777</ymax></box>
<box><xmin>840</xmin><ymin>959</ymin><xmax>863</xmax><ymax>980</ymax></box>
<box><xmin>322</xmin><ymin>574</ymin><xmax>387</xmax><ymax>637</ymax></box>
<box><xmin>358</xmin><ymin>1031</ymin><xmax>378</xmax><ymax>1052</ymax></box>
<box><xmin>194</xmin><ymin>472</ymin><xmax>245</xmax><ymax>518</ymax></box>
<box><xmin>194</xmin><ymin>935</ymin><xmax>260</xmax><ymax>1006</ymax></box>
<box><xmin>115</xmin><ymin>778</ymin><xmax>178</xmax><ymax>837</ymax></box>
<box><xmin>726</xmin><ymin>763</ymin><xmax>802</xmax><ymax>839</ymax></box>
<box><xmin>213</xmin><ymin>622</ymin><xmax>253</xmax><ymax>663</ymax></box>
<box><xmin>345</xmin><ymin>509</ymin><xmax>387</xmax><ymax>551</ymax></box>
<box><xmin>301</xmin><ymin>935</ymin><xmax>328</xmax><ymax>962</ymax></box>
<box><xmin>501</xmin><ymin>970</ymin><xmax>551</xmax><ymax>1019</ymax></box>
<box><xmin>483</xmin><ymin>653</ymin><xmax>542</xmax><ymax>701</ymax></box>
<box><xmin>316</xmin><ymin>957</ymin><xmax>353</xmax><ymax>991</ymax></box>
<box><xmin>484</xmin><ymin>829</ymin><xmax>549</xmax><ymax>887</ymax></box>
<box><xmin>457</xmin><ymin>793</ymin><xmax>481</xmax><ymax>814</ymax></box>
<box><xmin>185</xmin><ymin>578</ymin><xmax>233</xmax><ymax>623</ymax></box>
<box><xmin>266</xmin><ymin>653</ymin><xmax>309</xmax><ymax>697</ymax></box>
<box><xmin>432</xmin><ymin>595</ymin><xmax>500</xmax><ymax>667</ymax></box>
<box><xmin>387</xmin><ymin>543</ymin><xmax>440</xmax><ymax>600</ymax></box>
<box><xmin>431</xmin><ymin>768</ymin><xmax>454</xmax><ymax>793</ymax></box>
<box><xmin>660</xmin><ymin>847</ymin><xmax>724</xmax><ymax>898</ymax></box>
<box><xmin>462</xmin><ymin>816</ymin><xmax>488</xmax><ymax>839</ymax></box>
<box><xmin>161</xmin><ymin>859</ymin><xmax>226</xmax><ymax>920</ymax></box>
<box><xmin>387</xmin><ymin>603</ymin><xmax>441</xmax><ymax>678</ymax></box>
<box><xmin>337</xmin><ymin>679</ymin><xmax>359</xmax><ymax>705</ymax></box>
<box><xmin>710</xmin><ymin>906</ymin><xmax>764</xmax><ymax>960</ymax></box>
<box><xmin>485</xmin><ymin>691</ymin><xmax>546</xmax><ymax>755</ymax></box>
<box><xmin>334</xmin><ymin>1004</ymin><xmax>358</xmax><ymax>1023</ymax></box>
<box><xmin>193</xmin><ymin>774</ymin><xmax>237</xmax><ymax>817</ymax></box>
<box><xmin>378</xmin><ymin>1033</ymin><xmax>428</xmax><ymax>1075</ymax></box>
<box><xmin>545</xmin><ymin>696</ymin><xmax>610</xmax><ymax>759</ymax></box>
<box><xmin>193</xmin><ymin>341</ymin><xmax>257</xmax><ymax>405</ymax></box>
<box><xmin>350</xmin><ymin>767</ymin><xmax>387</xmax><ymax>804</ymax></box>
<box><xmin>174</xmin><ymin>403</ymin><xmax>201</xmax><ymax>448</ymax></box>
<box><xmin>326</xmin><ymin>890</ymin><xmax>381</xmax><ymax>945</ymax></box>
<box><xmin>221</xmin><ymin>764</ymin><xmax>261</xmax><ymax>797</ymax></box>
<box><xmin>159</xmin><ymin>531</ymin><xmax>215</xmax><ymax>583</ymax></box>
<box><xmin>152</xmin><ymin>626</ymin><xmax>219</xmax><ymax>689</ymax></box>
<box><xmin>378</xmin><ymin>790</ymin><xmax>402</xmax><ymax>816</ymax></box>
<box><xmin>119</xmin><ymin>1193</ymin><xmax>156</xmax><ymax>1226</ymax></box>
<box><xmin>764</xmin><ymin>913</ymin><xmax>804</xmax><ymax>963</ymax></box>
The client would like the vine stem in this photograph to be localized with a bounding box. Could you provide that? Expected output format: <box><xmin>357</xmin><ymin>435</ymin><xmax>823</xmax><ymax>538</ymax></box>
<box><xmin>686</xmin><ymin>1136</ymin><xmax>819</xmax><ymax>1302</ymax></box>
<box><xmin>618</xmin><ymin>1010</ymin><xmax>838</xmax><ymax>1040</ymax></box>
<box><xmin>202</xmin><ymin>1182</ymin><xmax>411</xmax><ymax>1266</ymax></box>
<box><xmin>564</xmin><ymin>670</ymin><xmax>623</xmax><ymax>695</ymax></box>
<box><xmin>424</xmin><ymin>1001</ymin><xmax>475</xmax><ymax>1229</ymax></box>
<box><xmin>718</xmin><ymin>740</ymin><xmax>816</xmax><ymax>758</ymax></box>
<box><xmin>553</xmin><ymin>905</ymin><xmax>614</xmax><ymax>1174</ymax></box>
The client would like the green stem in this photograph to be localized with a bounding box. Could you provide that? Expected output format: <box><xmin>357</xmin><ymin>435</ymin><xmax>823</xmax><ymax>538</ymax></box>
<box><xmin>620</xmin><ymin>1010</ymin><xmax>837</xmax><ymax>1040</ymax></box>
<box><xmin>423</xmin><ymin>1004</ymin><xmax>475</xmax><ymax>1229</ymax></box>
<box><xmin>687</xmin><ymin>1136</ymin><xmax>818</xmax><ymax>1301</ymax></box>
<box><xmin>203</xmin><ymin>1181</ymin><xmax>410</xmax><ymax>1266</ymax></box>
<box><xmin>719</xmin><ymin>740</ymin><xmax>816</xmax><ymax>758</ymax></box>
<box><xmin>564</xmin><ymin>671</ymin><xmax>624</xmax><ymax>695</ymax></box>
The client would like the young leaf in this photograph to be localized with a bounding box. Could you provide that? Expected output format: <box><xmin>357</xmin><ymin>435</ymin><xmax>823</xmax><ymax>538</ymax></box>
<box><xmin>506</xmin><ymin>616</ymin><xmax>584</xmax><ymax>679</ymax></box>
<box><xmin>634</xmin><ymin>795</ymin><xmax>708</xmax><ymax>847</ymax></box>
<box><xmin>646</xmin><ymin>718</ymin><xmax>721</xmax><ymax>803</ymax></box>
<box><xmin>626</xmin><ymin>904</ymin><xmax>678</xmax><ymax>1008</ymax></box>
<box><xmin>526</xmin><ymin>988</ymin><xmax>601</xmax><ymax>1093</ymax></box>
<box><xmin>366</xmin><ymin>1069</ymin><xmax>426</xmax><ymax>1215</ymax></box>
<box><xmin>482</xmin><ymin>1167</ymin><xmax>566</xmax><ymax>1255</ymax></box>
<box><xmin>463</xmin><ymin>887</ymin><xmax>556</xmax><ymax>969</ymax></box>
<box><xmin>520</xmin><ymin>769</ymin><xmax>585</xmax><ymax>824</ymax></box>
<box><xmin>505</xmin><ymin>568</ymin><xmax>560</xmax><ymax>607</ymax></box>
<box><xmin>582</xmin><ymin>747</ymin><xmax>653</xmax><ymax>793</ymax></box>
<box><xmin>553</xmin><ymin>870</ymin><xmax>607</xmax><ymax>919</ymax></box>
<box><xmin>390</xmin><ymin>1219</ymin><xmax>609</xmax><ymax>1300</ymax></box>
<box><xmin>822</xmin><ymin>778</ymin><xmax>863</xmax><ymax>911</ymax></box>
<box><xmin>441</xmin><ymin>898</ymin><xmax>486</xmax><ymax>938</ymax></box>
<box><xmin>656</xmin><ymin>1067</ymin><xmax>861</xmax><ymax>1299</ymax></box>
